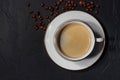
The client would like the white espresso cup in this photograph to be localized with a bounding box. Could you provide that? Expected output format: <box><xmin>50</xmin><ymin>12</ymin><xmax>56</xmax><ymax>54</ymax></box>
<box><xmin>54</xmin><ymin>20</ymin><xmax>103</xmax><ymax>61</ymax></box>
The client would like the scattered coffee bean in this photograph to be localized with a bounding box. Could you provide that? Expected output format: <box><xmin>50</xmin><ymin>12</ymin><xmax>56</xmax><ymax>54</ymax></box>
<box><xmin>54</xmin><ymin>2</ymin><xmax>57</xmax><ymax>6</ymax></box>
<box><xmin>38</xmin><ymin>15</ymin><xmax>43</xmax><ymax>21</ymax></box>
<box><xmin>47</xmin><ymin>19</ymin><xmax>51</xmax><ymax>23</ymax></box>
<box><xmin>45</xmin><ymin>6</ymin><xmax>49</xmax><ymax>10</ymax></box>
<box><xmin>59</xmin><ymin>0</ymin><xmax>63</xmax><ymax>3</ymax></box>
<box><xmin>90</xmin><ymin>5</ymin><xmax>94</xmax><ymax>8</ymax></box>
<box><xmin>50</xmin><ymin>12</ymin><xmax>54</xmax><ymax>16</ymax></box>
<box><xmin>85</xmin><ymin>8</ymin><xmax>89</xmax><ymax>11</ymax></box>
<box><xmin>37</xmin><ymin>11</ymin><xmax>40</xmax><ymax>16</ymax></box>
<box><xmin>82</xmin><ymin>2</ymin><xmax>86</xmax><ymax>7</ymax></box>
<box><xmin>95</xmin><ymin>10</ymin><xmax>98</xmax><ymax>14</ymax></box>
<box><xmin>28</xmin><ymin>0</ymin><xmax>100</xmax><ymax>31</ymax></box>
<box><xmin>40</xmin><ymin>3</ymin><xmax>44</xmax><ymax>7</ymax></box>
<box><xmin>96</xmin><ymin>4</ymin><xmax>99</xmax><ymax>8</ymax></box>
<box><xmin>48</xmin><ymin>6</ymin><xmax>52</xmax><ymax>11</ymax></box>
<box><xmin>57</xmin><ymin>1</ymin><xmax>60</xmax><ymax>5</ymax></box>
<box><xmin>87</xmin><ymin>3</ymin><xmax>90</xmax><ymax>6</ymax></box>
<box><xmin>50</xmin><ymin>8</ymin><xmax>54</xmax><ymax>11</ymax></box>
<box><xmin>90</xmin><ymin>1</ymin><xmax>94</xmax><ymax>5</ymax></box>
<box><xmin>40</xmin><ymin>26</ymin><xmax>44</xmax><ymax>28</ymax></box>
<box><xmin>79</xmin><ymin>1</ymin><xmax>83</xmax><ymax>6</ymax></box>
<box><xmin>38</xmin><ymin>22</ymin><xmax>43</xmax><ymax>26</ymax></box>
<box><xmin>89</xmin><ymin>8</ymin><xmax>92</xmax><ymax>11</ymax></box>
<box><xmin>74</xmin><ymin>3</ymin><xmax>77</xmax><ymax>7</ymax></box>
<box><xmin>42</xmin><ymin>27</ymin><xmax>46</xmax><ymax>31</ymax></box>
<box><xmin>46</xmin><ymin>16</ymin><xmax>49</xmax><ymax>19</ymax></box>
<box><xmin>32</xmin><ymin>15</ymin><xmax>37</xmax><ymax>21</ymax></box>
<box><xmin>33</xmin><ymin>25</ymin><xmax>39</xmax><ymax>30</ymax></box>
<box><xmin>71</xmin><ymin>7</ymin><xmax>74</xmax><ymax>10</ymax></box>
<box><xmin>55</xmin><ymin>6</ymin><xmax>59</xmax><ymax>10</ymax></box>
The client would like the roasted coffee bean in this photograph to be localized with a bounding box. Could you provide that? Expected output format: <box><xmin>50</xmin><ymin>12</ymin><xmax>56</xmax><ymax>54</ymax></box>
<box><xmin>95</xmin><ymin>10</ymin><xmax>98</xmax><ymax>14</ymax></box>
<box><xmin>45</xmin><ymin>6</ymin><xmax>49</xmax><ymax>10</ymax></box>
<box><xmin>50</xmin><ymin>12</ymin><xmax>54</xmax><ymax>16</ymax></box>
<box><xmin>46</xmin><ymin>16</ymin><xmax>49</xmax><ymax>19</ymax></box>
<box><xmin>55</xmin><ymin>6</ymin><xmax>59</xmax><ymax>10</ymax></box>
<box><xmin>96</xmin><ymin>4</ymin><xmax>99</xmax><ymax>8</ymax></box>
<box><xmin>47</xmin><ymin>19</ymin><xmax>51</xmax><ymax>23</ymax></box>
<box><xmin>37</xmin><ymin>11</ymin><xmax>40</xmax><ymax>16</ymax></box>
<box><xmin>33</xmin><ymin>25</ymin><xmax>39</xmax><ymax>30</ymax></box>
<box><xmin>40</xmin><ymin>3</ymin><xmax>44</xmax><ymax>7</ymax></box>
<box><xmin>59</xmin><ymin>0</ymin><xmax>63</xmax><ymax>3</ymax></box>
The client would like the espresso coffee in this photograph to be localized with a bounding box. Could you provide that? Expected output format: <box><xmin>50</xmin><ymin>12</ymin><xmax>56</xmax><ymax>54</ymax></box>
<box><xmin>59</xmin><ymin>23</ymin><xmax>92</xmax><ymax>58</ymax></box>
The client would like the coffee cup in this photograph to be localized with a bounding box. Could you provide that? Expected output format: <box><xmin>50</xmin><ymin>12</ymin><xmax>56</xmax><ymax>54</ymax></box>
<box><xmin>54</xmin><ymin>20</ymin><xmax>103</xmax><ymax>61</ymax></box>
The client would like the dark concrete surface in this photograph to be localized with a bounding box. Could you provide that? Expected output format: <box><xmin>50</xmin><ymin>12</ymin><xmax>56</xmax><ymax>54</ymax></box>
<box><xmin>0</xmin><ymin>0</ymin><xmax>120</xmax><ymax>80</ymax></box>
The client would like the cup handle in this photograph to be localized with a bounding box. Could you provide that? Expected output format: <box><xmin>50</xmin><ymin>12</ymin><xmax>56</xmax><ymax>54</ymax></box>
<box><xmin>96</xmin><ymin>38</ymin><xmax>104</xmax><ymax>42</ymax></box>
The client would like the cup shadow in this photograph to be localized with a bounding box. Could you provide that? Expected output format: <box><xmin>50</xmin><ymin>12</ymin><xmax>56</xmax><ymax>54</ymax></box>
<box><xmin>87</xmin><ymin>33</ymin><xmax>104</xmax><ymax>58</ymax></box>
<box><xmin>82</xmin><ymin>21</ymin><xmax>105</xmax><ymax>59</ymax></box>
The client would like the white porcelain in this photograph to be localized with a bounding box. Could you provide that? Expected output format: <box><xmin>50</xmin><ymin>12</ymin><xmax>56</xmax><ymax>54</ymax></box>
<box><xmin>44</xmin><ymin>11</ymin><xmax>105</xmax><ymax>70</ymax></box>
<box><xmin>54</xmin><ymin>21</ymin><xmax>103</xmax><ymax>61</ymax></box>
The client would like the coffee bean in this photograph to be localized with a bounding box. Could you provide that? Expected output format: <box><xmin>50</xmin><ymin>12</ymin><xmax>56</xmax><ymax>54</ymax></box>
<box><xmin>42</xmin><ymin>27</ymin><xmax>46</xmax><ymax>31</ymax></box>
<box><xmin>59</xmin><ymin>0</ymin><xmax>63</xmax><ymax>3</ymax></box>
<box><xmin>32</xmin><ymin>14</ymin><xmax>37</xmax><ymax>22</ymax></box>
<box><xmin>89</xmin><ymin>9</ymin><xmax>93</xmax><ymax>11</ymax></box>
<box><xmin>38</xmin><ymin>16</ymin><xmax>43</xmax><ymax>20</ymax></box>
<box><xmin>67</xmin><ymin>1</ymin><xmax>70</xmax><ymax>3</ymax></box>
<box><xmin>40</xmin><ymin>3</ymin><xmax>44</xmax><ymax>7</ymax></box>
<box><xmin>54</xmin><ymin>2</ymin><xmax>57</xmax><ymax>6</ymax></box>
<box><xmin>46</xmin><ymin>16</ymin><xmax>49</xmax><ymax>19</ymax></box>
<box><xmin>37</xmin><ymin>11</ymin><xmax>40</xmax><ymax>16</ymax></box>
<box><xmin>32</xmin><ymin>14</ymin><xmax>36</xmax><ymax>19</ymax></box>
<box><xmin>33</xmin><ymin>25</ymin><xmax>39</xmax><ymax>30</ymax></box>
<box><xmin>62</xmin><ymin>7</ymin><xmax>65</xmax><ymax>11</ymax></box>
<box><xmin>39</xmin><ymin>22</ymin><xmax>43</xmax><ymax>26</ymax></box>
<box><xmin>74</xmin><ymin>3</ymin><xmax>76</xmax><ymax>7</ymax></box>
<box><xmin>87</xmin><ymin>3</ymin><xmax>90</xmax><ymax>6</ymax></box>
<box><xmin>68</xmin><ymin>4</ymin><xmax>71</xmax><ymax>7</ymax></box>
<box><xmin>38</xmin><ymin>15</ymin><xmax>42</xmax><ymax>18</ymax></box>
<box><xmin>47</xmin><ymin>19</ymin><xmax>51</xmax><ymax>23</ymax></box>
<box><xmin>83</xmin><ymin>2</ymin><xmax>86</xmax><ymax>7</ymax></box>
<box><xmin>57</xmin><ymin>1</ymin><xmax>60</xmax><ymax>5</ymax></box>
<box><xmin>56</xmin><ymin>12</ymin><xmax>59</xmax><ymax>15</ymax></box>
<box><xmin>79</xmin><ymin>1</ymin><xmax>83</xmax><ymax>6</ymax></box>
<box><xmin>87</xmin><ymin>6</ymin><xmax>91</xmax><ymax>9</ymax></box>
<box><xmin>40</xmin><ymin>26</ymin><xmax>44</xmax><ymax>30</ymax></box>
<box><xmin>50</xmin><ymin>12</ymin><xmax>54</xmax><ymax>16</ymax></box>
<box><xmin>95</xmin><ymin>10</ymin><xmax>98</xmax><ymax>14</ymax></box>
<box><xmin>71</xmin><ymin>7</ymin><xmax>74</xmax><ymax>10</ymax></box>
<box><xmin>85</xmin><ymin>8</ymin><xmax>89</xmax><ymax>11</ymax></box>
<box><xmin>55</xmin><ymin>6</ymin><xmax>59</xmax><ymax>10</ymax></box>
<box><xmin>90</xmin><ymin>1</ymin><xmax>94</xmax><ymax>5</ymax></box>
<box><xmin>49</xmin><ymin>6</ymin><xmax>54</xmax><ymax>11</ymax></box>
<box><xmin>96</xmin><ymin>4</ymin><xmax>100</xmax><ymax>8</ymax></box>
<box><xmin>90</xmin><ymin>5</ymin><xmax>94</xmax><ymax>8</ymax></box>
<box><xmin>53</xmin><ymin>13</ymin><xmax>56</xmax><ymax>16</ymax></box>
<box><xmin>45</xmin><ymin>6</ymin><xmax>49</xmax><ymax>10</ymax></box>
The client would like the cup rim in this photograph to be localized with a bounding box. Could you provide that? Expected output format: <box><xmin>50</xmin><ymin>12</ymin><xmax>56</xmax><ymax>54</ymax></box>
<box><xmin>54</xmin><ymin>20</ymin><xmax>95</xmax><ymax>61</ymax></box>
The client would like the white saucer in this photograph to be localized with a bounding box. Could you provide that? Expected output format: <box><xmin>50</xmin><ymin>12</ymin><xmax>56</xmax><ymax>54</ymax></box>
<box><xmin>44</xmin><ymin>11</ymin><xmax>105</xmax><ymax>70</ymax></box>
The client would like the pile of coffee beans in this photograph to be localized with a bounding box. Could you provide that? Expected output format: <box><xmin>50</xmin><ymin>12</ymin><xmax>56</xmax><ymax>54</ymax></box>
<box><xmin>79</xmin><ymin>0</ymin><xmax>99</xmax><ymax>13</ymax></box>
<box><xmin>27</xmin><ymin>0</ymin><xmax>100</xmax><ymax>31</ymax></box>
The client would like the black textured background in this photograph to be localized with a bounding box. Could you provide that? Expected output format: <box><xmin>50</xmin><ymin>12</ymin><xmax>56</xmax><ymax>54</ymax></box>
<box><xmin>0</xmin><ymin>0</ymin><xmax>120</xmax><ymax>80</ymax></box>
